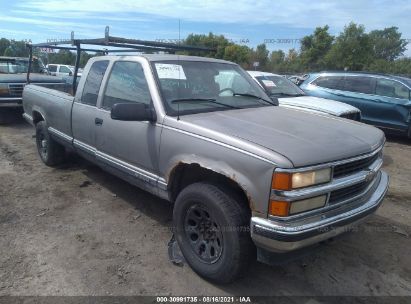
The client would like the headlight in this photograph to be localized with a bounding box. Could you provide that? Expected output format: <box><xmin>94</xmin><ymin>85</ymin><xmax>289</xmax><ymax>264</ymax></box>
<box><xmin>272</xmin><ymin>168</ymin><xmax>331</xmax><ymax>190</ymax></box>
<box><xmin>0</xmin><ymin>84</ymin><xmax>9</xmax><ymax>96</ymax></box>
<box><xmin>269</xmin><ymin>167</ymin><xmax>332</xmax><ymax>217</ymax></box>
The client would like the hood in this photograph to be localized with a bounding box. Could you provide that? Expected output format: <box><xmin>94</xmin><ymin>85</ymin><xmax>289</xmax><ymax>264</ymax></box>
<box><xmin>180</xmin><ymin>106</ymin><xmax>384</xmax><ymax>167</ymax></box>
<box><xmin>279</xmin><ymin>95</ymin><xmax>360</xmax><ymax>116</ymax></box>
<box><xmin>0</xmin><ymin>73</ymin><xmax>65</xmax><ymax>83</ymax></box>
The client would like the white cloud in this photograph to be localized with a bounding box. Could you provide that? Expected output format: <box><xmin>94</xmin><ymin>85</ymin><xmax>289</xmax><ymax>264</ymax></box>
<box><xmin>15</xmin><ymin>0</ymin><xmax>411</xmax><ymax>31</ymax></box>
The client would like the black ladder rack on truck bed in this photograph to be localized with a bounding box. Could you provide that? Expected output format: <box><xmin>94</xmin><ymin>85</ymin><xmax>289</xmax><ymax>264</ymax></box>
<box><xmin>26</xmin><ymin>26</ymin><xmax>215</xmax><ymax>94</ymax></box>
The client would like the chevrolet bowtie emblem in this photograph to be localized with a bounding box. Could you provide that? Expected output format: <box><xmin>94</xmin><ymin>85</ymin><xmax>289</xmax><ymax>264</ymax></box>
<box><xmin>364</xmin><ymin>170</ymin><xmax>376</xmax><ymax>183</ymax></box>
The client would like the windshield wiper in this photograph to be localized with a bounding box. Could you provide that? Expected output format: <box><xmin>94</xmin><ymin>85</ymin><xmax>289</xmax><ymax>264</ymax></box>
<box><xmin>171</xmin><ymin>98</ymin><xmax>240</xmax><ymax>109</ymax></box>
<box><xmin>233</xmin><ymin>93</ymin><xmax>278</xmax><ymax>106</ymax></box>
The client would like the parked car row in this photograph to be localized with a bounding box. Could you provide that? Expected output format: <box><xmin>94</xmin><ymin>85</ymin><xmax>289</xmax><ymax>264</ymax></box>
<box><xmin>0</xmin><ymin>56</ymin><xmax>68</xmax><ymax>123</ymax></box>
<box><xmin>21</xmin><ymin>54</ymin><xmax>389</xmax><ymax>283</ymax></box>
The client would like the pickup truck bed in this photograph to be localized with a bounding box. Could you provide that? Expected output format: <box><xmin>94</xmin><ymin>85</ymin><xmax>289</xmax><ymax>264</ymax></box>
<box><xmin>23</xmin><ymin>85</ymin><xmax>74</xmax><ymax>139</ymax></box>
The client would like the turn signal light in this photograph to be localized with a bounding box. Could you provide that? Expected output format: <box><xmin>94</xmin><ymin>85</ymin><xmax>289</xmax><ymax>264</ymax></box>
<box><xmin>269</xmin><ymin>200</ymin><xmax>290</xmax><ymax>217</ymax></box>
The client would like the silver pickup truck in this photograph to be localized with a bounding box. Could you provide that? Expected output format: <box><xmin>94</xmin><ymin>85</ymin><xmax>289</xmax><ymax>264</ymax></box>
<box><xmin>23</xmin><ymin>55</ymin><xmax>389</xmax><ymax>283</ymax></box>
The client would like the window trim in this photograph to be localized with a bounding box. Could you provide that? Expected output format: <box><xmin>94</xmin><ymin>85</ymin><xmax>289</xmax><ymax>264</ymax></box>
<box><xmin>99</xmin><ymin>60</ymin><xmax>154</xmax><ymax>112</ymax></box>
<box><xmin>309</xmin><ymin>74</ymin><xmax>411</xmax><ymax>101</ymax></box>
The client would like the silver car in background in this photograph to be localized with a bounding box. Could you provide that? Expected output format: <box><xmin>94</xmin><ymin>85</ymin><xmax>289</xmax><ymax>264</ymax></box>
<box><xmin>248</xmin><ymin>71</ymin><xmax>361</xmax><ymax>120</ymax></box>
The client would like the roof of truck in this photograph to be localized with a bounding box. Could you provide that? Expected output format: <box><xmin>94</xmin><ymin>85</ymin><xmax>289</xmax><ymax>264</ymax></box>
<box><xmin>93</xmin><ymin>54</ymin><xmax>234</xmax><ymax>65</ymax></box>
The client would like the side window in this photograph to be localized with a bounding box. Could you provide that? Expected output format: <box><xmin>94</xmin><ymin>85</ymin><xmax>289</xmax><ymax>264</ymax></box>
<box><xmin>59</xmin><ymin>66</ymin><xmax>71</xmax><ymax>73</ymax></box>
<box><xmin>376</xmin><ymin>79</ymin><xmax>410</xmax><ymax>99</ymax></box>
<box><xmin>48</xmin><ymin>65</ymin><xmax>57</xmax><ymax>72</ymax></box>
<box><xmin>102</xmin><ymin>61</ymin><xmax>151</xmax><ymax>110</ymax></box>
<box><xmin>312</xmin><ymin>76</ymin><xmax>345</xmax><ymax>90</ymax></box>
<box><xmin>81</xmin><ymin>60</ymin><xmax>109</xmax><ymax>106</ymax></box>
<box><xmin>343</xmin><ymin>76</ymin><xmax>374</xmax><ymax>94</ymax></box>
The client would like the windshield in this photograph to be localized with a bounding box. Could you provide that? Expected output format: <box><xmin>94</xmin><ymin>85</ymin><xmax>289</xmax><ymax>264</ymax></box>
<box><xmin>255</xmin><ymin>75</ymin><xmax>305</xmax><ymax>97</ymax></box>
<box><xmin>0</xmin><ymin>58</ymin><xmax>45</xmax><ymax>74</ymax></box>
<box><xmin>152</xmin><ymin>60</ymin><xmax>273</xmax><ymax>116</ymax></box>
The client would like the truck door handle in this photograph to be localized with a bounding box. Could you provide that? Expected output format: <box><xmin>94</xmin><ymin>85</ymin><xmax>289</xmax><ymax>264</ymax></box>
<box><xmin>95</xmin><ymin>118</ymin><xmax>103</xmax><ymax>126</ymax></box>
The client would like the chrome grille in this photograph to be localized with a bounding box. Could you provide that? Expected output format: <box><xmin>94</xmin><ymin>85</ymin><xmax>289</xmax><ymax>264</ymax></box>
<box><xmin>8</xmin><ymin>84</ymin><xmax>24</xmax><ymax>96</ymax></box>
<box><xmin>328</xmin><ymin>180</ymin><xmax>371</xmax><ymax>205</ymax></box>
<box><xmin>333</xmin><ymin>153</ymin><xmax>380</xmax><ymax>178</ymax></box>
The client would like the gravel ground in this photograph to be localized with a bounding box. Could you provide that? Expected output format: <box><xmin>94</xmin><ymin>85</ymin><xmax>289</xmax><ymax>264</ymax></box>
<box><xmin>0</xmin><ymin>115</ymin><xmax>410</xmax><ymax>297</ymax></box>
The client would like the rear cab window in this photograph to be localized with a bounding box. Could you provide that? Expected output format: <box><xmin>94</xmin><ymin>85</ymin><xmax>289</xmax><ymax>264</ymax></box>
<box><xmin>81</xmin><ymin>60</ymin><xmax>109</xmax><ymax>106</ymax></box>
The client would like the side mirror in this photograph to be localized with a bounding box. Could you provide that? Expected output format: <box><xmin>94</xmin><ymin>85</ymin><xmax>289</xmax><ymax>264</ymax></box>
<box><xmin>68</xmin><ymin>71</ymin><xmax>73</xmax><ymax>76</ymax></box>
<box><xmin>111</xmin><ymin>103</ymin><xmax>156</xmax><ymax>122</ymax></box>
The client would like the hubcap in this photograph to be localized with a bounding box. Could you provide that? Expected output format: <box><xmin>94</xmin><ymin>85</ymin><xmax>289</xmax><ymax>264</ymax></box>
<box><xmin>184</xmin><ymin>204</ymin><xmax>223</xmax><ymax>264</ymax></box>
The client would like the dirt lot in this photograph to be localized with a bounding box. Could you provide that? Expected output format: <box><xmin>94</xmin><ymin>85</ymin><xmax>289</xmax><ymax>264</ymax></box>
<box><xmin>0</xmin><ymin>115</ymin><xmax>410</xmax><ymax>297</ymax></box>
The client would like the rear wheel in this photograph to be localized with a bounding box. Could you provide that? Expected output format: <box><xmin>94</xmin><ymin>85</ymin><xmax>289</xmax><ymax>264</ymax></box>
<box><xmin>35</xmin><ymin>121</ymin><xmax>66</xmax><ymax>166</ymax></box>
<box><xmin>173</xmin><ymin>182</ymin><xmax>254</xmax><ymax>283</ymax></box>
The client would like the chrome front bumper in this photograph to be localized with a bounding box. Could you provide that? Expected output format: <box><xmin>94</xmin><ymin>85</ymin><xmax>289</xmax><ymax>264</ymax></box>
<box><xmin>251</xmin><ymin>170</ymin><xmax>389</xmax><ymax>252</ymax></box>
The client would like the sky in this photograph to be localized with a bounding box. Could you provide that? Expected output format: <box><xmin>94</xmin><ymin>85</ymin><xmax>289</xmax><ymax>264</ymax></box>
<box><xmin>1</xmin><ymin>0</ymin><xmax>411</xmax><ymax>55</ymax></box>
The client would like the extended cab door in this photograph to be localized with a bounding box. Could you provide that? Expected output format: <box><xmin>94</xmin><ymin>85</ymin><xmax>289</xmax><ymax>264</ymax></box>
<box><xmin>94</xmin><ymin>59</ymin><xmax>162</xmax><ymax>192</ymax></box>
<box><xmin>72</xmin><ymin>60</ymin><xmax>109</xmax><ymax>161</ymax></box>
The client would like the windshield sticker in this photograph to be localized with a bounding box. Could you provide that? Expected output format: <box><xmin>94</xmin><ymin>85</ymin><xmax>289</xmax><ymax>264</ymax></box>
<box><xmin>155</xmin><ymin>63</ymin><xmax>187</xmax><ymax>80</ymax></box>
<box><xmin>262</xmin><ymin>80</ymin><xmax>276</xmax><ymax>87</ymax></box>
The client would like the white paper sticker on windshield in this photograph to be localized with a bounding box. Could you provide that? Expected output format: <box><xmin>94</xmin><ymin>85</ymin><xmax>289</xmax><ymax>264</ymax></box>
<box><xmin>262</xmin><ymin>80</ymin><xmax>276</xmax><ymax>87</ymax></box>
<box><xmin>155</xmin><ymin>63</ymin><xmax>187</xmax><ymax>80</ymax></box>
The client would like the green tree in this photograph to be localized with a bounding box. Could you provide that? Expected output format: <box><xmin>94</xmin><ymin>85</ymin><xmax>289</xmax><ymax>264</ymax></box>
<box><xmin>223</xmin><ymin>44</ymin><xmax>251</xmax><ymax>67</ymax></box>
<box><xmin>300</xmin><ymin>25</ymin><xmax>334</xmax><ymax>70</ymax></box>
<box><xmin>251</xmin><ymin>44</ymin><xmax>269</xmax><ymax>71</ymax></box>
<box><xmin>0</xmin><ymin>38</ymin><xmax>11</xmax><ymax>56</ymax></box>
<box><xmin>183</xmin><ymin>32</ymin><xmax>230</xmax><ymax>58</ymax></box>
<box><xmin>4</xmin><ymin>40</ymin><xmax>29</xmax><ymax>57</ymax></box>
<box><xmin>269</xmin><ymin>50</ymin><xmax>286</xmax><ymax>73</ymax></box>
<box><xmin>325</xmin><ymin>22</ymin><xmax>372</xmax><ymax>70</ymax></box>
<box><xmin>369</xmin><ymin>26</ymin><xmax>407</xmax><ymax>61</ymax></box>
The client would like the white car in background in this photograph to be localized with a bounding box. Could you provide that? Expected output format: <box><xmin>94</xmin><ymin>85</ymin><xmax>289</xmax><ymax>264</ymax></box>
<box><xmin>47</xmin><ymin>64</ymin><xmax>83</xmax><ymax>77</ymax></box>
<box><xmin>247</xmin><ymin>71</ymin><xmax>361</xmax><ymax>121</ymax></box>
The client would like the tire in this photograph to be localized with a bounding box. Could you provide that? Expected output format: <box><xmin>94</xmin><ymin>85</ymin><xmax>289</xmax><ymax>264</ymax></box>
<box><xmin>173</xmin><ymin>182</ymin><xmax>254</xmax><ymax>283</ymax></box>
<box><xmin>35</xmin><ymin>121</ymin><xmax>66</xmax><ymax>166</ymax></box>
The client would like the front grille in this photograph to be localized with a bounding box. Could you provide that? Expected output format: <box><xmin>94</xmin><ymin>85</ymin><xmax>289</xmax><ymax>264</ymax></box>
<box><xmin>340</xmin><ymin>112</ymin><xmax>360</xmax><ymax>121</ymax></box>
<box><xmin>333</xmin><ymin>153</ymin><xmax>379</xmax><ymax>178</ymax></box>
<box><xmin>328</xmin><ymin>180</ymin><xmax>371</xmax><ymax>205</ymax></box>
<box><xmin>8</xmin><ymin>84</ymin><xmax>24</xmax><ymax>96</ymax></box>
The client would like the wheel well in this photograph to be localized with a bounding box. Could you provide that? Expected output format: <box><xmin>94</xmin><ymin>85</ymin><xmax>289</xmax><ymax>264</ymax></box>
<box><xmin>32</xmin><ymin>111</ymin><xmax>44</xmax><ymax>125</ymax></box>
<box><xmin>168</xmin><ymin>163</ymin><xmax>251</xmax><ymax>211</ymax></box>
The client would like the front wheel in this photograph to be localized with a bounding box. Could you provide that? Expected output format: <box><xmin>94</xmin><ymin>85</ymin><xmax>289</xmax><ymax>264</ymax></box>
<box><xmin>173</xmin><ymin>182</ymin><xmax>254</xmax><ymax>283</ymax></box>
<box><xmin>35</xmin><ymin>121</ymin><xmax>66</xmax><ymax>166</ymax></box>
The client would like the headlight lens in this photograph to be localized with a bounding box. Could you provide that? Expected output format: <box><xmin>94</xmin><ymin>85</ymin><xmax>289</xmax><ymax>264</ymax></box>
<box><xmin>272</xmin><ymin>168</ymin><xmax>331</xmax><ymax>190</ymax></box>
<box><xmin>0</xmin><ymin>84</ymin><xmax>9</xmax><ymax>96</ymax></box>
